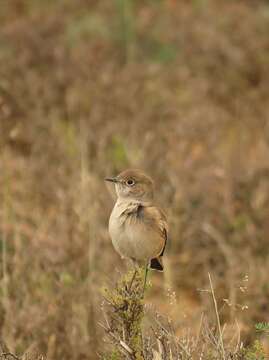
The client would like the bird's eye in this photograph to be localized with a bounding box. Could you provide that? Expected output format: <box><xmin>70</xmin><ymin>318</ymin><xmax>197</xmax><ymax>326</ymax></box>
<box><xmin>126</xmin><ymin>179</ymin><xmax>135</xmax><ymax>186</ymax></box>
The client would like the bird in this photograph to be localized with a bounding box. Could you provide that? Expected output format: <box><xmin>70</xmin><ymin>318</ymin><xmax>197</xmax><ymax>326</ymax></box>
<box><xmin>105</xmin><ymin>169</ymin><xmax>168</xmax><ymax>289</ymax></box>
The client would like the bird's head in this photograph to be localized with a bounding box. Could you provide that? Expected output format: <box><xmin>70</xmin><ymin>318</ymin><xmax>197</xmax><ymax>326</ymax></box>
<box><xmin>105</xmin><ymin>169</ymin><xmax>154</xmax><ymax>202</ymax></box>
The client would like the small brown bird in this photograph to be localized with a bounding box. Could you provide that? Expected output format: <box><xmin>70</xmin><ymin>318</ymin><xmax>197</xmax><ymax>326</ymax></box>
<box><xmin>105</xmin><ymin>169</ymin><xmax>168</xmax><ymax>278</ymax></box>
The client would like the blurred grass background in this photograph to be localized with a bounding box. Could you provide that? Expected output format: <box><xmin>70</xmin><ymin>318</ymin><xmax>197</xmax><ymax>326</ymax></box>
<box><xmin>1</xmin><ymin>0</ymin><xmax>269</xmax><ymax>358</ymax></box>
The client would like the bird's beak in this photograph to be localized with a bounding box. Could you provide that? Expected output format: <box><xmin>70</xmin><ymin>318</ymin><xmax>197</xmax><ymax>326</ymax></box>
<box><xmin>105</xmin><ymin>177</ymin><xmax>118</xmax><ymax>183</ymax></box>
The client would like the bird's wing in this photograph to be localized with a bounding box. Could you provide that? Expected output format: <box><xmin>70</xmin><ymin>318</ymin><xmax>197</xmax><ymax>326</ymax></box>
<box><xmin>121</xmin><ymin>202</ymin><xmax>168</xmax><ymax>256</ymax></box>
<box><xmin>140</xmin><ymin>205</ymin><xmax>168</xmax><ymax>257</ymax></box>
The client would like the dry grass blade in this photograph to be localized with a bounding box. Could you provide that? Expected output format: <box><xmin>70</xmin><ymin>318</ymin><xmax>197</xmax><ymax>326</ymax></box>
<box><xmin>208</xmin><ymin>272</ymin><xmax>226</xmax><ymax>360</ymax></box>
<box><xmin>0</xmin><ymin>353</ymin><xmax>20</xmax><ymax>360</ymax></box>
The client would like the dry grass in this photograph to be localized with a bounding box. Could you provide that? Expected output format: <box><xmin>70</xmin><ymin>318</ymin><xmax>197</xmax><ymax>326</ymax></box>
<box><xmin>101</xmin><ymin>270</ymin><xmax>265</xmax><ymax>359</ymax></box>
<box><xmin>1</xmin><ymin>0</ymin><xmax>269</xmax><ymax>358</ymax></box>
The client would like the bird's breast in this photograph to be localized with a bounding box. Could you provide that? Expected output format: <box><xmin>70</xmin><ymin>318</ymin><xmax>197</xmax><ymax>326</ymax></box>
<box><xmin>108</xmin><ymin>201</ymin><xmax>163</xmax><ymax>261</ymax></box>
<box><xmin>108</xmin><ymin>202</ymin><xmax>135</xmax><ymax>257</ymax></box>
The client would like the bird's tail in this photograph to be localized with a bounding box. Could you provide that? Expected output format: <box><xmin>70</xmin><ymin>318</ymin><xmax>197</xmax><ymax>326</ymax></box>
<box><xmin>150</xmin><ymin>257</ymin><xmax>163</xmax><ymax>271</ymax></box>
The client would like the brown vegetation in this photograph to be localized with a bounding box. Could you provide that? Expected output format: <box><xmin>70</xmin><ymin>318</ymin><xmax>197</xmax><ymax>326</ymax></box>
<box><xmin>1</xmin><ymin>0</ymin><xmax>269</xmax><ymax>358</ymax></box>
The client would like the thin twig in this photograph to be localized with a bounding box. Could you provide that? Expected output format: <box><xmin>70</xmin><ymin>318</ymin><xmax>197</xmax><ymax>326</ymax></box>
<box><xmin>203</xmin><ymin>223</ymin><xmax>237</xmax><ymax>319</ymax></box>
<box><xmin>208</xmin><ymin>273</ymin><xmax>225</xmax><ymax>360</ymax></box>
<box><xmin>195</xmin><ymin>312</ymin><xmax>204</xmax><ymax>347</ymax></box>
<box><xmin>234</xmin><ymin>319</ymin><xmax>241</xmax><ymax>354</ymax></box>
<box><xmin>1</xmin><ymin>353</ymin><xmax>20</xmax><ymax>360</ymax></box>
<box><xmin>119</xmin><ymin>340</ymin><xmax>134</xmax><ymax>355</ymax></box>
<box><xmin>128</xmin><ymin>269</ymin><xmax>137</xmax><ymax>291</ymax></box>
<box><xmin>99</xmin><ymin>322</ymin><xmax>135</xmax><ymax>359</ymax></box>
